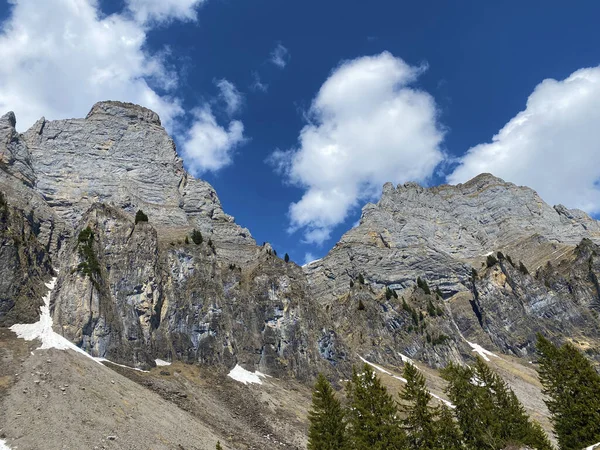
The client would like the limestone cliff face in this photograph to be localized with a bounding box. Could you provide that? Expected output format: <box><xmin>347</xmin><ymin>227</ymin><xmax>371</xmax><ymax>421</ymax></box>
<box><xmin>0</xmin><ymin>104</ymin><xmax>347</xmax><ymax>376</ymax></box>
<box><xmin>305</xmin><ymin>174</ymin><xmax>600</xmax><ymax>366</ymax></box>
<box><xmin>1</xmin><ymin>101</ymin><xmax>599</xmax><ymax>379</ymax></box>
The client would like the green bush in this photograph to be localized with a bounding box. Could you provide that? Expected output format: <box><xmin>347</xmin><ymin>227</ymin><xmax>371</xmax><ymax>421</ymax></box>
<box><xmin>135</xmin><ymin>209</ymin><xmax>148</xmax><ymax>224</ymax></box>
<box><xmin>77</xmin><ymin>227</ymin><xmax>101</xmax><ymax>285</ymax></box>
<box><xmin>416</xmin><ymin>277</ymin><xmax>431</xmax><ymax>295</ymax></box>
<box><xmin>191</xmin><ymin>229</ymin><xmax>203</xmax><ymax>245</ymax></box>
<box><xmin>385</xmin><ymin>287</ymin><xmax>393</xmax><ymax>300</ymax></box>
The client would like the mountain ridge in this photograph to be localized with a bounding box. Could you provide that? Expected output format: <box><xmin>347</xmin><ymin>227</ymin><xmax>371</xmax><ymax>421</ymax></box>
<box><xmin>2</xmin><ymin>101</ymin><xmax>600</xmax><ymax>448</ymax></box>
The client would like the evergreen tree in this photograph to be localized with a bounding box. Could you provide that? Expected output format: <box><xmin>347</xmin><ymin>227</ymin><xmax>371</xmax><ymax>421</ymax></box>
<box><xmin>191</xmin><ymin>229</ymin><xmax>203</xmax><ymax>245</ymax></box>
<box><xmin>215</xmin><ymin>441</ymin><xmax>223</xmax><ymax>450</ymax></box>
<box><xmin>443</xmin><ymin>358</ymin><xmax>553</xmax><ymax>450</ymax></box>
<box><xmin>399</xmin><ymin>363</ymin><xmax>437</xmax><ymax>449</ymax></box>
<box><xmin>527</xmin><ymin>420</ymin><xmax>554</xmax><ymax>450</ymax></box>
<box><xmin>537</xmin><ymin>334</ymin><xmax>600</xmax><ymax>450</ymax></box>
<box><xmin>135</xmin><ymin>209</ymin><xmax>148</xmax><ymax>224</ymax></box>
<box><xmin>346</xmin><ymin>364</ymin><xmax>406</xmax><ymax>450</ymax></box>
<box><xmin>435</xmin><ymin>404</ymin><xmax>463</xmax><ymax>450</ymax></box>
<box><xmin>472</xmin><ymin>358</ymin><xmax>552</xmax><ymax>449</ymax></box>
<box><xmin>284</xmin><ymin>253</ymin><xmax>290</xmax><ymax>263</ymax></box>
<box><xmin>385</xmin><ymin>287</ymin><xmax>393</xmax><ymax>300</ymax></box>
<box><xmin>307</xmin><ymin>374</ymin><xmax>347</xmax><ymax>450</ymax></box>
<box><xmin>442</xmin><ymin>364</ymin><xmax>502</xmax><ymax>449</ymax></box>
<box><xmin>358</xmin><ymin>274</ymin><xmax>365</xmax><ymax>285</ymax></box>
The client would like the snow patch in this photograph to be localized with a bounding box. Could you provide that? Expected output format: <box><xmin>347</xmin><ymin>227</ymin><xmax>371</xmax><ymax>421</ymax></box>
<box><xmin>398</xmin><ymin>352</ymin><xmax>414</xmax><ymax>364</ymax></box>
<box><xmin>360</xmin><ymin>356</ymin><xmax>454</xmax><ymax>408</ymax></box>
<box><xmin>0</xmin><ymin>439</ymin><xmax>11</xmax><ymax>450</ymax></box>
<box><xmin>585</xmin><ymin>443</ymin><xmax>600</xmax><ymax>450</ymax></box>
<box><xmin>359</xmin><ymin>356</ymin><xmax>392</xmax><ymax>375</ymax></box>
<box><xmin>228</xmin><ymin>364</ymin><xmax>267</xmax><ymax>385</ymax></box>
<box><xmin>93</xmin><ymin>357</ymin><xmax>149</xmax><ymax>373</ymax></box>
<box><xmin>467</xmin><ymin>341</ymin><xmax>499</xmax><ymax>362</ymax></box>
<box><xmin>9</xmin><ymin>277</ymin><xmax>98</xmax><ymax>363</ymax></box>
<box><xmin>482</xmin><ymin>251</ymin><xmax>494</xmax><ymax>257</ymax></box>
<box><xmin>9</xmin><ymin>276</ymin><xmax>148</xmax><ymax>372</ymax></box>
<box><xmin>155</xmin><ymin>359</ymin><xmax>171</xmax><ymax>367</ymax></box>
<box><xmin>302</xmin><ymin>258</ymin><xmax>322</xmax><ymax>268</ymax></box>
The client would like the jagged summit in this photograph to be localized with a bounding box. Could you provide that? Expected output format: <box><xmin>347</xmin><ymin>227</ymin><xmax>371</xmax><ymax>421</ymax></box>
<box><xmin>307</xmin><ymin>171</ymin><xmax>600</xmax><ymax>304</ymax></box>
<box><xmin>85</xmin><ymin>100</ymin><xmax>162</xmax><ymax>126</ymax></box>
<box><xmin>0</xmin><ymin>102</ymin><xmax>255</xmax><ymax>261</ymax></box>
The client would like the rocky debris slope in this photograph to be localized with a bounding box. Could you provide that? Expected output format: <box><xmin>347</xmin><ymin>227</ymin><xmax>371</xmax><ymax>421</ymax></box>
<box><xmin>306</xmin><ymin>173</ymin><xmax>600</xmax><ymax>368</ymax></box>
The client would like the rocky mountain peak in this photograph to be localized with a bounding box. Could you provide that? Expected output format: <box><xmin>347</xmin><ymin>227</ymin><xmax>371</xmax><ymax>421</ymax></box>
<box><xmin>0</xmin><ymin>102</ymin><xmax>256</xmax><ymax>262</ymax></box>
<box><xmin>85</xmin><ymin>100</ymin><xmax>162</xmax><ymax>126</ymax></box>
<box><xmin>1</xmin><ymin>111</ymin><xmax>16</xmax><ymax>129</ymax></box>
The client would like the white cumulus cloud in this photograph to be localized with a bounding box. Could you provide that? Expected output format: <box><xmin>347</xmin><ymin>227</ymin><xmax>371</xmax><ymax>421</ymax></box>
<box><xmin>271</xmin><ymin>52</ymin><xmax>445</xmax><ymax>244</ymax></box>
<box><xmin>0</xmin><ymin>0</ymin><xmax>243</xmax><ymax>174</ymax></box>
<box><xmin>126</xmin><ymin>0</ymin><xmax>205</xmax><ymax>24</ymax></box>
<box><xmin>270</xmin><ymin>43</ymin><xmax>290</xmax><ymax>69</ymax></box>
<box><xmin>448</xmin><ymin>66</ymin><xmax>600</xmax><ymax>215</ymax></box>
<box><xmin>181</xmin><ymin>107</ymin><xmax>245</xmax><ymax>174</ymax></box>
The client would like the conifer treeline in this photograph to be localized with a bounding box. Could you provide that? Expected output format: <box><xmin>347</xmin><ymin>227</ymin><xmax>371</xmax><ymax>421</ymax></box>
<box><xmin>307</xmin><ymin>335</ymin><xmax>600</xmax><ymax>450</ymax></box>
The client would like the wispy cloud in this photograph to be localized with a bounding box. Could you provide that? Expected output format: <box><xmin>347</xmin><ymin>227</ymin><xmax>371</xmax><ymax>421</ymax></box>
<box><xmin>215</xmin><ymin>79</ymin><xmax>243</xmax><ymax>115</ymax></box>
<box><xmin>270</xmin><ymin>43</ymin><xmax>290</xmax><ymax>69</ymax></box>
<box><xmin>250</xmin><ymin>72</ymin><xmax>268</xmax><ymax>93</ymax></box>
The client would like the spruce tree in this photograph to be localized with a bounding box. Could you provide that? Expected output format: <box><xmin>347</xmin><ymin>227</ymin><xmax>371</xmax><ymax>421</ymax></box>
<box><xmin>307</xmin><ymin>374</ymin><xmax>347</xmax><ymax>450</ymax></box>
<box><xmin>435</xmin><ymin>404</ymin><xmax>463</xmax><ymax>450</ymax></box>
<box><xmin>346</xmin><ymin>364</ymin><xmax>406</xmax><ymax>450</ymax></box>
<box><xmin>191</xmin><ymin>229</ymin><xmax>203</xmax><ymax>245</ymax></box>
<box><xmin>135</xmin><ymin>209</ymin><xmax>148</xmax><ymax>224</ymax></box>
<box><xmin>442</xmin><ymin>362</ymin><xmax>496</xmax><ymax>449</ymax></box>
<box><xmin>284</xmin><ymin>253</ymin><xmax>290</xmax><ymax>263</ymax></box>
<box><xmin>537</xmin><ymin>334</ymin><xmax>600</xmax><ymax>450</ymax></box>
<box><xmin>472</xmin><ymin>358</ymin><xmax>552</xmax><ymax>449</ymax></box>
<box><xmin>399</xmin><ymin>363</ymin><xmax>437</xmax><ymax>449</ymax></box>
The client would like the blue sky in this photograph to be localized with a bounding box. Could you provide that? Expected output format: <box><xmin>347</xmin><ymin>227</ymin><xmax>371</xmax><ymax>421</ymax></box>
<box><xmin>1</xmin><ymin>1</ymin><xmax>600</xmax><ymax>264</ymax></box>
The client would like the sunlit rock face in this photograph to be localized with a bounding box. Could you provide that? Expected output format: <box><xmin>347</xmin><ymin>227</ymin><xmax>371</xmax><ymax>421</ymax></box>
<box><xmin>2</xmin><ymin>101</ymin><xmax>600</xmax><ymax>379</ymax></box>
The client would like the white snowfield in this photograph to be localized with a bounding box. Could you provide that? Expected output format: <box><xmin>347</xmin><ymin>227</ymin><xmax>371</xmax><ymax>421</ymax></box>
<box><xmin>9</xmin><ymin>277</ymin><xmax>93</xmax><ymax>359</ymax></box>
<box><xmin>155</xmin><ymin>359</ymin><xmax>171</xmax><ymax>366</ymax></box>
<box><xmin>228</xmin><ymin>364</ymin><xmax>268</xmax><ymax>385</ymax></box>
<box><xmin>0</xmin><ymin>439</ymin><xmax>11</xmax><ymax>450</ymax></box>
<box><xmin>359</xmin><ymin>356</ymin><xmax>454</xmax><ymax>408</ymax></box>
<box><xmin>10</xmin><ymin>275</ymin><xmax>146</xmax><ymax>372</ymax></box>
<box><xmin>467</xmin><ymin>341</ymin><xmax>499</xmax><ymax>362</ymax></box>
